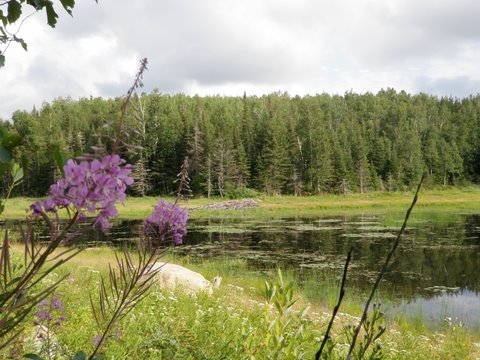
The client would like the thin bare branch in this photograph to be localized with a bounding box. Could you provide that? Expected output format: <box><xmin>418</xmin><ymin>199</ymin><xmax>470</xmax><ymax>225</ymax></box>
<box><xmin>112</xmin><ymin>58</ymin><xmax>148</xmax><ymax>154</ymax></box>
<box><xmin>346</xmin><ymin>174</ymin><xmax>424</xmax><ymax>359</ymax></box>
<box><xmin>315</xmin><ymin>247</ymin><xmax>353</xmax><ymax>359</ymax></box>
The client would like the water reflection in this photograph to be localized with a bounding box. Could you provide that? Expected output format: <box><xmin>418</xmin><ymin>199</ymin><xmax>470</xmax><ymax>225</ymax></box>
<box><xmin>177</xmin><ymin>215</ymin><xmax>480</xmax><ymax>295</ymax></box>
<box><xmin>388</xmin><ymin>289</ymin><xmax>480</xmax><ymax>331</ymax></box>
<box><xmin>77</xmin><ymin>215</ymin><xmax>480</xmax><ymax>296</ymax></box>
<box><xmin>18</xmin><ymin>213</ymin><xmax>480</xmax><ymax>329</ymax></box>
<box><xmin>173</xmin><ymin>213</ymin><xmax>480</xmax><ymax>329</ymax></box>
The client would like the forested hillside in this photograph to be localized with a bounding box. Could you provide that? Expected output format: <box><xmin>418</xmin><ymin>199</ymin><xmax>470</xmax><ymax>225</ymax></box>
<box><xmin>3</xmin><ymin>89</ymin><xmax>480</xmax><ymax>197</ymax></box>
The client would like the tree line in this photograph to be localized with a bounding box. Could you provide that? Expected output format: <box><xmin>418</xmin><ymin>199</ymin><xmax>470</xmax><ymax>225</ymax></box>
<box><xmin>3</xmin><ymin>88</ymin><xmax>480</xmax><ymax>198</ymax></box>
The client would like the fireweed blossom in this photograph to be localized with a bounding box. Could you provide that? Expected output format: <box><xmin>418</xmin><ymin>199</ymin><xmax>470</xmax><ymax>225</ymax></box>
<box><xmin>34</xmin><ymin>297</ymin><xmax>66</xmax><ymax>327</ymax></box>
<box><xmin>31</xmin><ymin>155</ymin><xmax>134</xmax><ymax>229</ymax></box>
<box><xmin>144</xmin><ymin>200</ymin><xmax>188</xmax><ymax>245</ymax></box>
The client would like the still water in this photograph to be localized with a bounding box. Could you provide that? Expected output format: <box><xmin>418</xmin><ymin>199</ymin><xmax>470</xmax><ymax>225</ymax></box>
<box><xmin>101</xmin><ymin>213</ymin><xmax>480</xmax><ymax>329</ymax></box>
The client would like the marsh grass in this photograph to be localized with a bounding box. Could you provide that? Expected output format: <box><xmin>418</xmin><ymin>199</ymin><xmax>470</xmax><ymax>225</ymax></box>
<box><xmin>3</xmin><ymin>246</ymin><xmax>479</xmax><ymax>359</ymax></box>
<box><xmin>3</xmin><ymin>187</ymin><xmax>480</xmax><ymax>221</ymax></box>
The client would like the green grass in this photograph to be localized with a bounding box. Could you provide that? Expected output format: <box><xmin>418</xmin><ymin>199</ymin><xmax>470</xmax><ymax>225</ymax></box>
<box><xmin>4</xmin><ymin>246</ymin><xmax>479</xmax><ymax>359</ymax></box>
<box><xmin>3</xmin><ymin>187</ymin><xmax>480</xmax><ymax>222</ymax></box>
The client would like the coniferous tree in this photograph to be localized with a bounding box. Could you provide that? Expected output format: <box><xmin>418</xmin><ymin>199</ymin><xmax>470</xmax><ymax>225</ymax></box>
<box><xmin>8</xmin><ymin>90</ymin><xmax>480</xmax><ymax>196</ymax></box>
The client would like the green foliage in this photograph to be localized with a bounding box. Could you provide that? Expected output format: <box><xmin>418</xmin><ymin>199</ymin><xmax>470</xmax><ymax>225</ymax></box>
<box><xmin>264</xmin><ymin>269</ymin><xmax>296</xmax><ymax>315</ymax></box>
<box><xmin>0</xmin><ymin>125</ymin><xmax>23</xmax><ymax>167</ymax></box>
<box><xmin>224</xmin><ymin>187</ymin><xmax>260</xmax><ymax>199</ymax></box>
<box><xmin>0</xmin><ymin>124</ymin><xmax>24</xmax><ymax>215</ymax></box>
<box><xmin>10</xmin><ymin>91</ymin><xmax>480</xmax><ymax>197</ymax></box>
<box><xmin>344</xmin><ymin>304</ymin><xmax>386</xmax><ymax>360</ymax></box>
<box><xmin>240</xmin><ymin>269</ymin><xmax>311</xmax><ymax>359</ymax></box>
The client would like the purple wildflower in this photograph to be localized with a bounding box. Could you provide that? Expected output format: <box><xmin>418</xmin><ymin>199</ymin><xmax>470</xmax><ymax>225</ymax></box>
<box><xmin>50</xmin><ymin>297</ymin><xmax>64</xmax><ymax>311</ymax></box>
<box><xmin>144</xmin><ymin>200</ymin><xmax>188</xmax><ymax>245</ymax></box>
<box><xmin>35</xmin><ymin>309</ymin><xmax>52</xmax><ymax>322</ymax></box>
<box><xmin>34</xmin><ymin>296</ymin><xmax>65</xmax><ymax>328</ymax></box>
<box><xmin>92</xmin><ymin>334</ymin><xmax>102</xmax><ymax>346</ymax></box>
<box><xmin>31</xmin><ymin>154</ymin><xmax>133</xmax><ymax>229</ymax></box>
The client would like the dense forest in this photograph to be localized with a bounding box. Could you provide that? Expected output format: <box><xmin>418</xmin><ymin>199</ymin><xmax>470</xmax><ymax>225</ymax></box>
<box><xmin>2</xmin><ymin>88</ymin><xmax>480</xmax><ymax>198</ymax></box>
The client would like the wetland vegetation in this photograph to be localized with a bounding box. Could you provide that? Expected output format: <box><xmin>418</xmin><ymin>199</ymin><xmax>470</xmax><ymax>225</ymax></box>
<box><xmin>3</xmin><ymin>187</ymin><xmax>480</xmax><ymax>220</ymax></box>
<box><xmin>2</xmin><ymin>190</ymin><xmax>480</xmax><ymax>358</ymax></box>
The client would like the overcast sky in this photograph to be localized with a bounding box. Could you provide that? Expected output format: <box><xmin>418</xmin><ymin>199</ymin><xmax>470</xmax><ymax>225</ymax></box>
<box><xmin>2</xmin><ymin>0</ymin><xmax>480</xmax><ymax>119</ymax></box>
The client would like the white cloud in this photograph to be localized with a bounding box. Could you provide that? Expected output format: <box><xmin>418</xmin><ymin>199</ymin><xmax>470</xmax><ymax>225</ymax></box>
<box><xmin>2</xmin><ymin>0</ymin><xmax>480</xmax><ymax>119</ymax></box>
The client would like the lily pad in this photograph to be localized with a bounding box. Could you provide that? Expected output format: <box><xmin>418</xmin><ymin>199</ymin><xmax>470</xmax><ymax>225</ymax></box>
<box><xmin>341</xmin><ymin>232</ymin><xmax>397</xmax><ymax>239</ymax></box>
<box><xmin>425</xmin><ymin>286</ymin><xmax>461</xmax><ymax>293</ymax></box>
<box><xmin>286</xmin><ymin>225</ymin><xmax>343</xmax><ymax>231</ymax></box>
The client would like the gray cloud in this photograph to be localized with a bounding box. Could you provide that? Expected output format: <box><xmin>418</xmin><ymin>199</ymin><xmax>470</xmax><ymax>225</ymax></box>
<box><xmin>415</xmin><ymin>75</ymin><xmax>480</xmax><ymax>98</ymax></box>
<box><xmin>54</xmin><ymin>0</ymin><xmax>107</xmax><ymax>38</ymax></box>
<box><xmin>2</xmin><ymin>0</ymin><xmax>480</xmax><ymax>119</ymax></box>
<box><xmin>27</xmin><ymin>55</ymin><xmax>84</xmax><ymax>95</ymax></box>
<box><xmin>97</xmin><ymin>0</ymin><xmax>304</xmax><ymax>91</ymax></box>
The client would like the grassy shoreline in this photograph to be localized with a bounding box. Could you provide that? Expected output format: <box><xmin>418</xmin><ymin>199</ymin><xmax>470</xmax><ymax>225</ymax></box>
<box><xmin>7</xmin><ymin>246</ymin><xmax>479</xmax><ymax>359</ymax></box>
<box><xmin>3</xmin><ymin>184</ymin><xmax>480</xmax><ymax>358</ymax></box>
<box><xmin>3</xmin><ymin>186</ymin><xmax>480</xmax><ymax>221</ymax></box>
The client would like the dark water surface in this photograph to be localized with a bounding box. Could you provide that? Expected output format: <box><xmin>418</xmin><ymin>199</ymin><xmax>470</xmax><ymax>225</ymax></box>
<box><xmin>102</xmin><ymin>213</ymin><xmax>480</xmax><ymax>329</ymax></box>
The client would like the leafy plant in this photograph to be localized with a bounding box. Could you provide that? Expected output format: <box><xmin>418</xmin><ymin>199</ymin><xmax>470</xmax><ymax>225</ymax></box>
<box><xmin>243</xmin><ymin>269</ymin><xmax>310</xmax><ymax>359</ymax></box>
<box><xmin>0</xmin><ymin>125</ymin><xmax>24</xmax><ymax>214</ymax></box>
<box><xmin>225</xmin><ymin>187</ymin><xmax>260</xmax><ymax>199</ymax></box>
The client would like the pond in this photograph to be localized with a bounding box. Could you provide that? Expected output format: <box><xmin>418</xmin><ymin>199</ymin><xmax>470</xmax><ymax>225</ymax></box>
<box><xmin>63</xmin><ymin>212</ymin><xmax>480</xmax><ymax>330</ymax></box>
